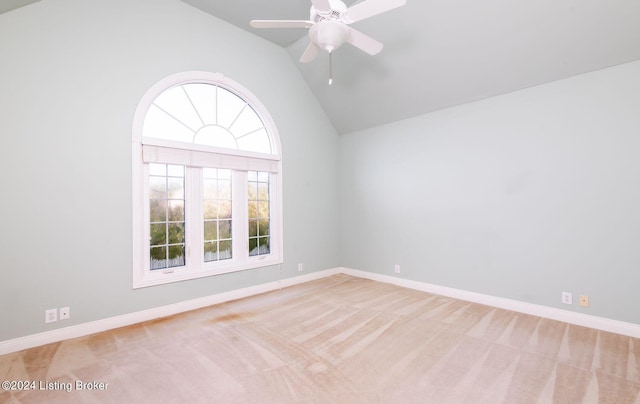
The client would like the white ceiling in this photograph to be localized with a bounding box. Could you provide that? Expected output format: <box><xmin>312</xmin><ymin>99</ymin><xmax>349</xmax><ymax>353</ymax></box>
<box><xmin>5</xmin><ymin>0</ymin><xmax>640</xmax><ymax>134</ymax></box>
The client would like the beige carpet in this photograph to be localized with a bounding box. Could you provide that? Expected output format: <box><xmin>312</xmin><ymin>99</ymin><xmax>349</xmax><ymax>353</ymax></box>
<box><xmin>1</xmin><ymin>274</ymin><xmax>639</xmax><ymax>403</ymax></box>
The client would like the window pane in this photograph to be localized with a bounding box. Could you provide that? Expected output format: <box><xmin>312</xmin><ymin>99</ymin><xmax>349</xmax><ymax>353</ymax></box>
<box><xmin>217</xmin><ymin>87</ymin><xmax>247</xmax><ymax>129</ymax></box>
<box><xmin>203</xmin><ymin>167</ymin><xmax>217</xmax><ymax>179</ymax></box>
<box><xmin>150</xmin><ymin>223</ymin><xmax>166</xmax><ymax>245</ymax></box>
<box><xmin>258</xmin><ymin>201</ymin><xmax>269</xmax><ymax>219</ymax></box>
<box><xmin>259</xmin><ymin>219</ymin><xmax>270</xmax><ymax>236</ymax></box>
<box><xmin>230</xmin><ymin>106</ymin><xmax>264</xmax><ymax>137</ymax></box>
<box><xmin>258</xmin><ymin>172</ymin><xmax>269</xmax><ymax>182</ymax></box>
<box><xmin>258</xmin><ymin>183</ymin><xmax>269</xmax><ymax>200</ymax></box>
<box><xmin>203</xmin><ymin>179</ymin><xmax>218</xmax><ymax>200</ymax></box>
<box><xmin>168</xmin><ymin>223</ymin><xmax>185</xmax><ymax>244</ymax></box>
<box><xmin>184</xmin><ymin>84</ymin><xmax>217</xmax><ymax>125</ymax></box>
<box><xmin>143</xmin><ymin>105</ymin><xmax>194</xmax><ymax>143</ymax></box>
<box><xmin>153</xmin><ymin>86</ymin><xmax>202</xmax><ymax>132</ymax></box>
<box><xmin>237</xmin><ymin>128</ymin><xmax>271</xmax><ymax>154</ymax></box>
<box><xmin>258</xmin><ymin>237</ymin><xmax>270</xmax><ymax>254</ymax></box>
<box><xmin>218</xmin><ymin>180</ymin><xmax>231</xmax><ymax>200</ymax></box>
<box><xmin>150</xmin><ymin>200</ymin><xmax>166</xmax><ymax>222</ymax></box>
<box><xmin>247</xmin><ymin>182</ymin><xmax>257</xmax><ymax>200</ymax></box>
<box><xmin>248</xmin><ymin>201</ymin><xmax>258</xmax><ymax>219</ymax></box>
<box><xmin>204</xmin><ymin>200</ymin><xmax>217</xmax><ymax>220</ymax></box>
<box><xmin>193</xmin><ymin>125</ymin><xmax>238</xmax><ymax>149</ymax></box>
<box><xmin>150</xmin><ymin>246</ymin><xmax>167</xmax><ymax>270</ymax></box>
<box><xmin>219</xmin><ymin>240</ymin><xmax>232</xmax><ymax>260</ymax></box>
<box><xmin>168</xmin><ymin>200</ymin><xmax>184</xmax><ymax>221</ymax></box>
<box><xmin>148</xmin><ymin>163</ymin><xmax>185</xmax><ymax>271</ymax></box>
<box><xmin>149</xmin><ymin>163</ymin><xmax>166</xmax><ymax>176</ymax></box>
<box><xmin>204</xmin><ymin>221</ymin><xmax>218</xmax><ymax>241</ymax></box>
<box><xmin>168</xmin><ymin>165</ymin><xmax>184</xmax><ymax>177</ymax></box>
<box><xmin>249</xmin><ymin>219</ymin><xmax>258</xmax><ymax>238</ymax></box>
<box><xmin>204</xmin><ymin>241</ymin><xmax>218</xmax><ymax>262</ymax></box>
<box><xmin>247</xmin><ymin>171</ymin><xmax>270</xmax><ymax>257</ymax></box>
<box><xmin>150</xmin><ymin>177</ymin><xmax>167</xmax><ymax>199</ymax></box>
<box><xmin>248</xmin><ymin>237</ymin><xmax>270</xmax><ymax>256</ymax></box>
<box><xmin>219</xmin><ymin>220</ymin><xmax>231</xmax><ymax>239</ymax></box>
<box><xmin>168</xmin><ymin>245</ymin><xmax>185</xmax><ymax>268</ymax></box>
<box><xmin>249</xmin><ymin>238</ymin><xmax>258</xmax><ymax>256</ymax></box>
<box><xmin>168</xmin><ymin>179</ymin><xmax>184</xmax><ymax>199</ymax></box>
<box><xmin>219</xmin><ymin>200</ymin><xmax>232</xmax><ymax>219</ymax></box>
<box><xmin>202</xmin><ymin>168</ymin><xmax>232</xmax><ymax>264</ymax></box>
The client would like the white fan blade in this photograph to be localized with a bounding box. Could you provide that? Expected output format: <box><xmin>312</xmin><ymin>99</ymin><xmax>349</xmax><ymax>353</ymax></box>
<box><xmin>347</xmin><ymin>27</ymin><xmax>384</xmax><ymax>55</ymax></box>
<box><xmin>342</xmin><ymin>0</ymin><xmax>407</xmax><ymax>23</ymax></box>
<box><xmin>250</xmin><ymin>20</ymin><xmax>314</xmax><ymax>29</ymax></box>
<box><xmin>311</xmin><ymin>0</ymin><xmax>332</xmax><ymax>12</ymax></box>
<box><xmin>300</xmin><ymin>42</ymin><xmax>321</xmax><ymax>63</ymax></box>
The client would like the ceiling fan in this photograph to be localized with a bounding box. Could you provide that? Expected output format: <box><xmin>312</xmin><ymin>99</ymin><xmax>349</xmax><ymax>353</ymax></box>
<box><xmin>250</xmin><ymin>0</ymin><xmax>407</xmax><ymax>84</ymax></box>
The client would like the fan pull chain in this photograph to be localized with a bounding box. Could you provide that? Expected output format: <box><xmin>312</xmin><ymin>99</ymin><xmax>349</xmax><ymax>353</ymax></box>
<box><xmin>329</xmin><ymin>51</ymin><xmax>333</xmax><ymax>85</ymax></box>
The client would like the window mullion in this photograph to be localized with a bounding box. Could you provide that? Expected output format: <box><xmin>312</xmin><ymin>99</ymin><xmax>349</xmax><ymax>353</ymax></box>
<box><xmin>187</xmin><ymin>166</ymin><xmax>202</xmax><ymax>270</ymax></box>
<box><xmin>232</xmin><ymin>171</ymin><xmax>248</xmax><ymax>262</ymax></box>
<box><xmin>142</xmin><ymin>163</ymin><xmax>151</xmax><ymax>272</ymax></box>
<box><xmin>269</xmin><ymin>172</ymin><xmax>282</xmax><ymax>259</ymax></box>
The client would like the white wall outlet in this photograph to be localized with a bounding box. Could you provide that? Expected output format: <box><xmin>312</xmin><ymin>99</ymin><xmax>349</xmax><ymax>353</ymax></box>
<box><xmin>297</xmin><ymin>263</ymin><xmax>303</xmax><ymax>272</ymax></box>
<box><xmin>394</xmin><ymin>264</ymin><xmax>400</xmax><ymax>274</ymax></box>
<box><xmin>561</xmin><ymin>292</ymin><xmax>572</xmax><ymax>305</ymax></box>
<box><xmin>59</xmin><ymin>307</ymin><xmax>70</xmax><ymax>320</ymax></box>
<box><xmin>45</xmin><ymin>309</ymin><xmax>57</xmax><ymax>323</ymax></box>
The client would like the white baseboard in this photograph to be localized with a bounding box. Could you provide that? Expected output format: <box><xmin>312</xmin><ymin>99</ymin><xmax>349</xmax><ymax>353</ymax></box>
<box><xmin>340</xmin><ymin>267</ymin><xmax>640</xmax><ymax>339</ymax></box>
<box><xmin>0</xmin><ymin>268</ymin><xmax>341</xmax><ymax>356</ymax></box>
<box><xmin>2</xmin><ymin>266</ymin><xmax>638</xmax><ymax>355</ymax></box>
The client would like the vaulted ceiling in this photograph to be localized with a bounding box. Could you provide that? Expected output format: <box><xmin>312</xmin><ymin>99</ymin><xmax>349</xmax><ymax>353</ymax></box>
<box><xmin>183</xmin><ymin>0</ymin><xmax>640</xmax><ymax>134</ymax></box>
<box><xmin>5</xmin><ymin>0</ymin><xmax>640</xmax><ymax>134</ymax></box>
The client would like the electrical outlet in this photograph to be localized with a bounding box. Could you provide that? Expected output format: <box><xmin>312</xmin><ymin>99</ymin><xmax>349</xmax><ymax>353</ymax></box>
<box><xmin>59</xmin><ymin>307</ymin><xmax>70</xmax><ymax>320</ymax></box>
<box><xmin>45</xmin><ymin>309</ymin><xmax>57</xmax><ymax>323</ymax></box>
<box><xmin>394</xmin><ymin>264</ymin><xmax>400</xmax><ymax>274</ymax></box>
<box><xmin>297</xmin><ymin>263</ymin><xmax>304</xmax><ymax>272</ymax></box>
<box><xmin>562</xmin><ymin>292</ymin><xmax>572</xmax><ymax>305</ymax></box>
<box><xmin>579</xmin><ymin>295</ymin><xmax>589</xmax><ymax>307</ymax></box>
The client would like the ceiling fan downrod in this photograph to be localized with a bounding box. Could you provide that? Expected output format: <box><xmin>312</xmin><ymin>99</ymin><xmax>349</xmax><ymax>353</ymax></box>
<box><xmin>329</xmin><ymin>51</ymin><xmax>333</xmax><ymax>85</ymax></box>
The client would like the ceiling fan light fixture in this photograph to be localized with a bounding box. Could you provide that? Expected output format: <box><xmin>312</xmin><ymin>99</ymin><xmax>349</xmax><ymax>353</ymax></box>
<box><xmin>309</xmin><ymin>20</ymin><xmax>350</xmax><ymax>53</ymax></box>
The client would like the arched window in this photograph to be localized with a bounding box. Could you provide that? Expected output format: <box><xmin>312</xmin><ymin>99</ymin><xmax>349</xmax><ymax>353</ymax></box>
<box><xmin>132</xmin><ymin>72</ymin><xmax>282</xmax><ymax>288</ymax></box>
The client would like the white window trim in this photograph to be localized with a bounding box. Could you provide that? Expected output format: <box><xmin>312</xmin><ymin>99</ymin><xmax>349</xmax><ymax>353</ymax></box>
<box><xmin>132</xmin><ymin>72</ymin><xmax>283</xmax><ymax>289</ymax></box>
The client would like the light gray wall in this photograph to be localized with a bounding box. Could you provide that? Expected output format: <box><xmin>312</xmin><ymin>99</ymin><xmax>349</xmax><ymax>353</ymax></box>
<box><xmin>339</xmin><ymin>60</ymin><xmax>640</xmax><ymax>324</ymax></box>
<box><xmin>2</xmin><ymin>0</ymin><xmax>639</xmax><ymax>344</ymax></box>
<box><xmin>0</xmin><ymin>0</ymin><xmax>340</xmax><ymax>341</ymax></box>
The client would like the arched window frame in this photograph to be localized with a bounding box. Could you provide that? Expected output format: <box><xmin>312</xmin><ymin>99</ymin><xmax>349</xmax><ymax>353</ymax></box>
<box><xmin>132</xmin><ymin>71</ymin><xmax>283</xmax><ymax>288</ymax></box>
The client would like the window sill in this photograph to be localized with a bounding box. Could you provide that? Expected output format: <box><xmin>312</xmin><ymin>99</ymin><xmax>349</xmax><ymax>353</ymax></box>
<box><xmin>133</xmin><ymin>256</ymin><xmax>283</xmax><ymax>289</ymax></box>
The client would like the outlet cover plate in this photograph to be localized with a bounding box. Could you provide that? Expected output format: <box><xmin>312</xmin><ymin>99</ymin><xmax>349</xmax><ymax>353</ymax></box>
<box><xmin>579</xmin><ymin>295</ymin><xmax>589</xmax><ymax>307</ymax></box>
<box><xmin>45</xmin><ymin>309</ymin><xmax>57</xmax><ymax>323</ymax></box>
<box><xmin>59</xmin><ymin>307</ymin><xmax>70</xmax><ymax>320</ymax></box>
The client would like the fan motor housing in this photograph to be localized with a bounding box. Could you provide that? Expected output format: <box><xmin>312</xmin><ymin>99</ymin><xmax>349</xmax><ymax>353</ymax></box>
<box><xmin>309</xmin><ymin>20</ymin><xmax>350</xmax><ymax>52</ymax></box>
<box><xmin>310</xmin><ymin>0</ymin><xmax>347</xmax><ymax>22</ymax></box>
